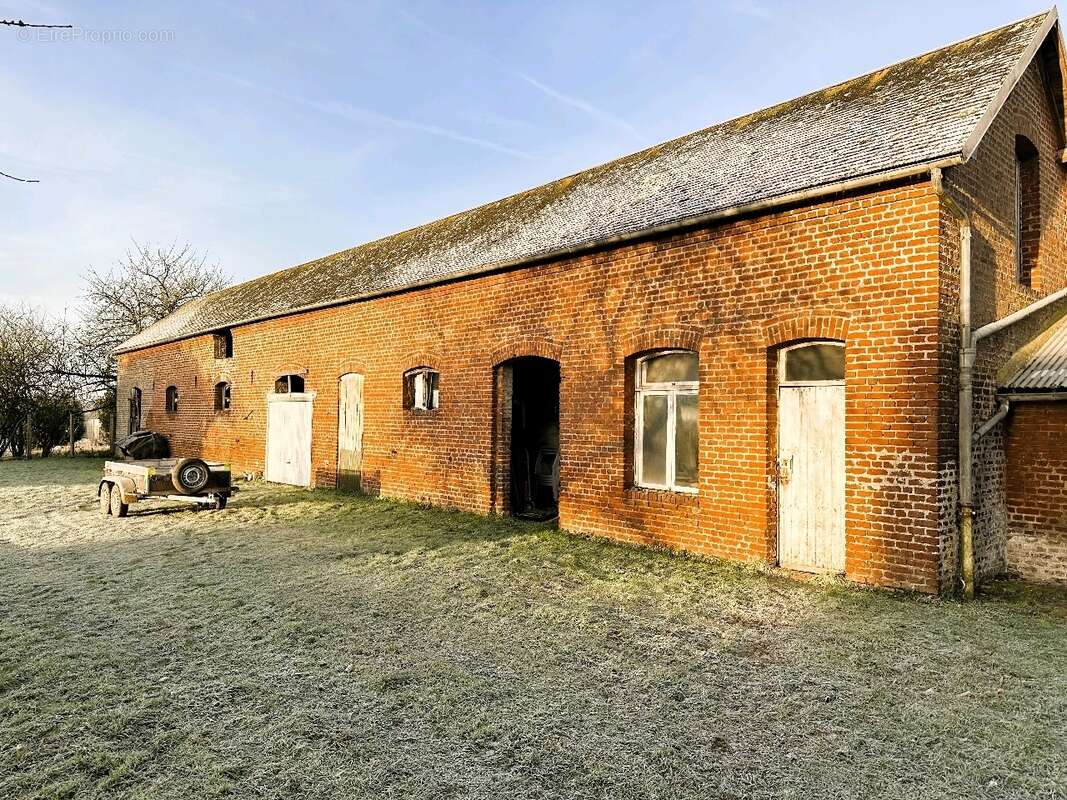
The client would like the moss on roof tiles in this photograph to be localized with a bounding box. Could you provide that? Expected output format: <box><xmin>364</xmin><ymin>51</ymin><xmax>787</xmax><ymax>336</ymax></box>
<box><xmin>118</xmin><ymin>11</ymin><xmax>1054</xmax><ymax>353</ymax></box>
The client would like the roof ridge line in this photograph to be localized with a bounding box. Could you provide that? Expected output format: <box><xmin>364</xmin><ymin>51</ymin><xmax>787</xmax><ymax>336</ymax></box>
<box><xmin>117</xmin><ymin>12</ymin><xmax>1046</xmax><ymax>355</ymax></box>
<box><xmin>116</xmin><ymin>153</ymin><xmax>961</xmax><ymax>354</ymax></box>
<box><xmin>197</xmin><ymin>10</ymin><xmax>1057</xmax><ymax>300</ymax></box>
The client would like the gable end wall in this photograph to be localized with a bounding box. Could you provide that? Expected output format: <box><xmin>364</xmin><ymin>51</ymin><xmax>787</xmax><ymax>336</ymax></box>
<box><xmin>941</xmin><ymin>51</ymin><xmax>1067</xmax><ymax>590</ymax></box>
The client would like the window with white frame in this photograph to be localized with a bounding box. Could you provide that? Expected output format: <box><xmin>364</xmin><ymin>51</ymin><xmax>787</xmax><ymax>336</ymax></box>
<box><xmin>778</xmin><ymin>341</ymin><xmax>845</xmax><ymax>384</ymax></box>
<box><xmin>634</xmin><ymin>350</ymin><xmax>698</xmax><ymax>492</ymax></box>
<box><xmin>404</xmin><ymin>368</ymin><xmax>440</xmax><ymax>411</ymax></box>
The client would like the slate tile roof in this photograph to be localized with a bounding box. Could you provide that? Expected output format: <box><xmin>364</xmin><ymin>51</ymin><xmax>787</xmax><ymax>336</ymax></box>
<box><xmin>1002</xmin><ymin>313</ymin><xmax>1067</xmax><ymax>392</ymax></box>
<box><xmin>118</xmin><ymin>11</ymin><xmax>1053</xmax><ymax>353</ymax></box>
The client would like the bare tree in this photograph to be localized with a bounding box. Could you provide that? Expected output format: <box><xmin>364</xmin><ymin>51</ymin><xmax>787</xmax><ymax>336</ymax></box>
<box><xmin>0</xmin><ymin>305</ymin><xmax>74</xmax><ymax>456</ymax></box>
<box><xmin>68</xmin><ymin>241</ymin><xmax>229</xmax><ymax>393</ymax></box>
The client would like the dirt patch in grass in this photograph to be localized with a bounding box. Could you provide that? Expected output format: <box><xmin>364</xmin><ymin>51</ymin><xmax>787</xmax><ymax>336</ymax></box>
<box><xmin>1</xmin><ymin>457</ymin><xmax>1065</xmax><ymax>799</ymax></box>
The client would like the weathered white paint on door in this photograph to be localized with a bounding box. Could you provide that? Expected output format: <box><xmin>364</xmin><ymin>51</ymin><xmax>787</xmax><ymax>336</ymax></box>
<box><xmin>337</xmin><ymin>373</ymin><xmax>364</xmax><ymax>492</ymax></box>
<box><xmin>265</xmin><ymin>392</ymin><xmax>314</xmax><ymax>487</ymax></box>
<box><xmin>778</xmin><ymin>383</ymin><xmax>845</xmax><ymax>572</ymax></box>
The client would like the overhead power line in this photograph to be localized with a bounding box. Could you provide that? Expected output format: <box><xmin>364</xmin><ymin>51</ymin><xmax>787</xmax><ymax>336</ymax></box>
<box><xmin>0</xmin><ymin>19</ymin><xmax>73</xmax><ymax>29</ymax></box>
<box><xmin>2</xmin><ymin>18</ymin><xmax>74</xmax><ymax>182</ymax></box>
<box><xmin>0</xmin><ymin>170</ymin><xmax>39</xmax><ymax>184</ymax></box>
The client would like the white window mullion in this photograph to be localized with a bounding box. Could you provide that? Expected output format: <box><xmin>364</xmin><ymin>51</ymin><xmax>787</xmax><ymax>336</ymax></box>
<box><xmin>635</xmin><ymin>388</ymin><xmax>644</xmax><ymax>485</ymax></box>
<box><xmin>665</xmin><ymin>392</ymin><xmax>676</xmax><ymax>491</ymax></box>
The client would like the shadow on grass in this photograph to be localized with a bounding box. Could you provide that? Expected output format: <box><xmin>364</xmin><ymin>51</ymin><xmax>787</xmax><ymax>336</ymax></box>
<box><xmin>44</xmin><ymin>474</ymin><xmax>1067</xmax><ymax>620</ymax></box>
<box><xmin>982</xmin><ymin>578</ymin><xmax>1067</xmax><ymax>618</ymax></box>
<box><xmin>0</xmin><ymin>456</ymin><xmax>105</xmax><ymax>488</ymax></box>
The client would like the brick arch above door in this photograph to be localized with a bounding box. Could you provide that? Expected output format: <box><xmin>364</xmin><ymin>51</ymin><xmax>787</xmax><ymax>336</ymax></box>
<box><xmin>488</xmin><ymin>336</ymin><xmax>563</xmax><ymax>367</ymax></box>
<box><xmin>336</xmin><ymin>359</ymin><xmax>368</xmax><ymax>378</ymax></box>
<box><xmin>273</xmin><ymin>364</ymin><xmax>310</xmax><ymax>378</ymax></box>
<box><xmin>761</xmin><ymin>311</ymin><xmax>850</xmax><ymax>348</ymax></box>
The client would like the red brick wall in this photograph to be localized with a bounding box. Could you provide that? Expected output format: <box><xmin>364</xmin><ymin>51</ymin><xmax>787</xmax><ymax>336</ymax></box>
<box><xmin>119</xmin><ymin>179</ymin><xmax>945</xmax><ymax>592</ymax></box>
<box><xmin>1005</xmin><ymin>401</ymin><xmax>1067</xmax><ymax>584</ymax></box>
<box><xmin>939</xmin><ymin>55</ymin><xmax>1067</xmax><ymax>590</ymax></box>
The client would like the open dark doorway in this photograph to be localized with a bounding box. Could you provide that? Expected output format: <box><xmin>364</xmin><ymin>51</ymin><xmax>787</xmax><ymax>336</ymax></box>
<box><xmin>509</xmin><ymin>357</ymin><xmax>560</xmax><ymax>520</ymax></box>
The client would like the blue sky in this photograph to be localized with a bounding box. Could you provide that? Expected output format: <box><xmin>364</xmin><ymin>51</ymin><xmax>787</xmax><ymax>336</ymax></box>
<box><xmin>0</xmin><ymin>0</ymin><xmax>1052</xmax><ymax>315</ymax></box>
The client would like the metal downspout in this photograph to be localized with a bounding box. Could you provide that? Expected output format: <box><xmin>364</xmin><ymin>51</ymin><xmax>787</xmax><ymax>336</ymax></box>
<box><xmin>932</xmin><ymin>167</ymin><xmax>976</xmax><ymax>598</ymax></box>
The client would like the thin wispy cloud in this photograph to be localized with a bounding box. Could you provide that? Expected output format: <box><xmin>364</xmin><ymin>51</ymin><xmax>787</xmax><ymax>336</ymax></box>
<box><xmin>397</xmin><ymin>6</ymin><xmax>642</xmax><ymax>143</ymax></box>
<box><xmin>205</xmin><ymin>68</ymin><xmax>533</xmax><ymax>160</ymax></box>
<box><xmin>729</xmin><ymin>0</ymin><xmax>776</xmax><ymax>21</ymax></box>
<box><xmin>461</xmin><ymin>109</ymin><xmax>535</xmax><ymax>131</ymax></box>
<box><xmin>310</xmin><ymin>100</ymin><xmax>534</xmax><ymax>160</ymax></box>
<box><xmin>515</xmin><ymin>72</ymin><xmax>642</xmax><ymax>142</ymax></box>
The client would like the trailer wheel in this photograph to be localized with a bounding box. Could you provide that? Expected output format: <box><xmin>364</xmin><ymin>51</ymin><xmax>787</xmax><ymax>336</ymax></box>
<box><xmin>109</xmin><ymin>484</ymin><xmax>128</xmax><ymax>518</ymax></box>
<box><xmin>99</xmin><ymin>483</ymin><xmax>112</xmax><ymax>516</ymax></box>
<box><xmin>172</xmin><ymin>458</ymin><xmax>210</xmax><ymax>495</ymax></box>
<box><xmin>214</xmin><ymin>496</ymin><xmax>228</xmax><ymax>511</ymax></box>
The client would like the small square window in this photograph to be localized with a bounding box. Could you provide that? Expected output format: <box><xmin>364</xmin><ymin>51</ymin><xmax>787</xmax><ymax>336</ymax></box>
<box><xmin>275</xmin><ymin>374</ymin><xmax>305</xmax><ymax>393</ymax></box>
<box><xmin>405</xmin><ymin>368</ymin><xmax>440</xmax><ymax>411</ymax></box>
<box><xmin>214</xmin><ymin>330</ymin><xmax>234</xmax><ymax>359</ymax></box>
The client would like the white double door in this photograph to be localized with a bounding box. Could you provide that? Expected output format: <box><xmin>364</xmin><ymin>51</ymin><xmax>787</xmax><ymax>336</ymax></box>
<box><xmin>265</xmin><ymin>393</ymin><xmax>314</xmax><ymax>487</ymax></box>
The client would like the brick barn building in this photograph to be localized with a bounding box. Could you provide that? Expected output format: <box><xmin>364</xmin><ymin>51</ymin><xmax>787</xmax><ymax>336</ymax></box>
<box><xmin>117</xmin><ymin>10</ymin><xmax>1067</xmax><ymax>594</ymax></box>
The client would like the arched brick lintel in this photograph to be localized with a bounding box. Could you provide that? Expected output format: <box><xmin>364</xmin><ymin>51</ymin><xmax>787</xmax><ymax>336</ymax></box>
<box><xmin>337</xmin><ymin>359</ymin><xmax>368</xmax><ymax>378</ymax></box>
<box><xmin>761</xmin><ymin>312</ymin><xmax>850</xmax><ymax>348</ymax></box>
<box><xmin>619</xmin><ymin>327</ymin><xmax>705</xmax><ymax>362</ymax></box>
<box><xmin>274</xmin><ymin>364</ymin><xmax>310</xmax><ymax>378</ymax></box>
<box><xmin>489</xmin><ymin>337</ymin><xmax>563</xmax><ymax>367</ymax></box>
<box><xmin>401</xmin><ymin>352</ymin><xmax>443</xmax><ymax>372</ymax></box>
<box><xmin>211</xmin><ymin>368</ymin><xmax>235</xmax><ymax>385</ymax></box>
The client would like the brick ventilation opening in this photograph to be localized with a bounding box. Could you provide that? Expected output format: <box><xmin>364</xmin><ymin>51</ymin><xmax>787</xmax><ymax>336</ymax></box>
<box><xmin>165</xmin><ymin>385</ymin><xmax>178</xmax><ymax>414</ymax></box>
<box><xmin>214</xmin><ymin>330</ymin><xmax>234</xmax><ymax>359</ymax></box>
<box><xmin>214</xmin><ymin>381</ymin><xmax>231</xmax><ymax>411</ymax></box>
<box><xmin>1015</xmin><ymin>135</ymin><xmax>1040</xmax><ymax>288</ymax></box>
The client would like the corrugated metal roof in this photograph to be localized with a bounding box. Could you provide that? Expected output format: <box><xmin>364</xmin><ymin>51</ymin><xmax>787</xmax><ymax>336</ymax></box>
<box><xmin>117</xmin><ymin>10</ymin><xmax>1055</xmax><ymax>354</ymax></box>
<box><xmin>1002</xmin><ymin>314</ymin><xmax>1067</xmax><ymax>391</ymax></box>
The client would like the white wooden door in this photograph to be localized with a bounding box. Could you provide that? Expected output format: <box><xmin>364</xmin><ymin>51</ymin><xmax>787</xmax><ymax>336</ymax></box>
<box><xmin>266</xmin><ymin>393</ymin><xmax>314</xmax><ymax>487</ymax></box>
<box><xmin>778</xmin><ymin>383</ymin><xmax>845</xmax><ymax>572</ymax></box>
<box><xmin>337</xmin><ymin>374</ymin><xmax>364</xmax><ymax>492</ymax></box>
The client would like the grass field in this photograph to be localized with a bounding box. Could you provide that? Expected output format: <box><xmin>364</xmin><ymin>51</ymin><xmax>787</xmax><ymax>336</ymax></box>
<box><xmin>1</xmin><ymin>457</ymin><xmax>1065</xmax><ymax>799</ymax></box>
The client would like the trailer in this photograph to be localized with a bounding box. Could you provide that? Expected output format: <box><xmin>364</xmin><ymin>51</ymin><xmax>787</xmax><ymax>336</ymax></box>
<box><xmin>98</xmin><ymin>458</ymin><xmax>236</xmax><ymax>517</ymax></box>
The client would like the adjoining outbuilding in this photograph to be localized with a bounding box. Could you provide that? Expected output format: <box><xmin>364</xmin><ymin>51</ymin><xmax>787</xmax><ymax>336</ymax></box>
<box><xmin>115</xmin><ymin>10</ymin><xmax>1067</xmax><ymax>594</ymax></box>
<box><xmin>1000</xmin><ymin>313</ymin><xmax>1067</xmax><ymax>584</ymax></box>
